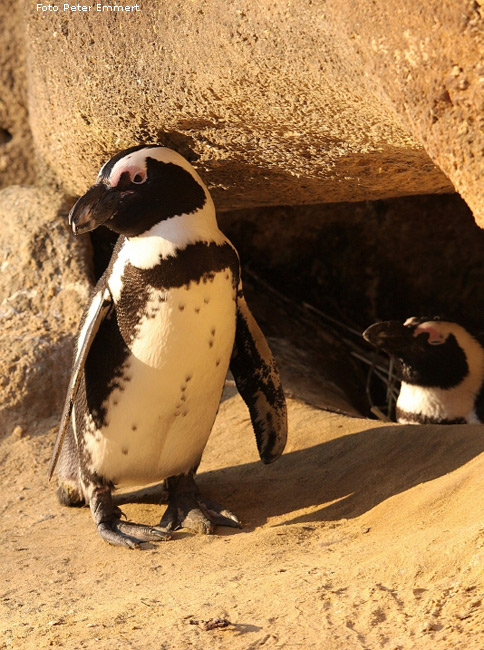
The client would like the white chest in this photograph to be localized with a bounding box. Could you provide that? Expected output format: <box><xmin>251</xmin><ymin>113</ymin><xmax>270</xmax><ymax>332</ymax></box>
<box><xmin>84</xmin><ymin>270</ymin><xmax>237</xmax><ymax>486</ymax></box>
<box><xmin>397</xmin><ymin>381</ymin><xmax>476</xmax><ymax>423</ymax></box>
<box><xmin>129</xmin><ymin>270</ymin><xmax>237</xmax><ymax>369</ymax></box>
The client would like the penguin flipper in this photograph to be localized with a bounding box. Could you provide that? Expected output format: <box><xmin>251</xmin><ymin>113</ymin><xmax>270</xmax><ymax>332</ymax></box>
<box><xmin>48</xmin><ymin>285</ymin><xmax>113</xmax><ymax>480</ymax></box>
<box><xmin>229</xmin><ymin>288</ymin><xmax>287</xmax><ymax>464</ymax></box>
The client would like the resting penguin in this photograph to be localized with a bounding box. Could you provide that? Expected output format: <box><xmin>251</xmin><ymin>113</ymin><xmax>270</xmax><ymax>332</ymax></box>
<box><xmin>49</xmin><ymin>144</ymin><xmax>287</xmax><ymax>548</ymax></box>
<box><xmin>363</xmin><ymin>317</ymin><xmax>484</xmax><ymax>424</ymax></box>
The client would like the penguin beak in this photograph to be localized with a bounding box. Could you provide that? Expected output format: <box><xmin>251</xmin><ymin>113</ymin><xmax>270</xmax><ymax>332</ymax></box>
<box><xmin>363</xmin><ymin>321</ymin><xmax>415</xmax><ymax>356</ymax></box>
<box><xmin>68</xmin><ymin>183</ymin><xmax>120</xmax><ymax>235</ymax></box>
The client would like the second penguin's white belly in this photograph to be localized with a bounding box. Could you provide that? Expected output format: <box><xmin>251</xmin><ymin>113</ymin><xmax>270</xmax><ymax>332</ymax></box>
<box><xmin>85</xmin><ymin>271</ymin><xmax>237</xmax><ymax>486</ymax></box>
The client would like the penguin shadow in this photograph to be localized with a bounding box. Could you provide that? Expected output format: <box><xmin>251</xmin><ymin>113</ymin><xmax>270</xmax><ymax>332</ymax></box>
<box><xmin>196</xmin><ymin>422</ymin><xmax>484</xmax><ymax>530</ymax></box>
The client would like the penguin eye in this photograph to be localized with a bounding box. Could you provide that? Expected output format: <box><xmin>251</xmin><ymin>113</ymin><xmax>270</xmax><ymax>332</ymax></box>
<box><xmin>132</xmin><ymin>171</ymin><xmax>146</xmax><ymax>184</ymax></box>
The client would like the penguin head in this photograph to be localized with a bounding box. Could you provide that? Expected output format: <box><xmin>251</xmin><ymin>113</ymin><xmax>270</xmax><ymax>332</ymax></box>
<box><xmin>363</xmin><ymin>317</ymin><xmax>480</xmax><ymax>388</ymax></box>
<box><xmin>68</xmin><ymin>145</ymin><xmax>212</xmax><ymax>237</ymax></box>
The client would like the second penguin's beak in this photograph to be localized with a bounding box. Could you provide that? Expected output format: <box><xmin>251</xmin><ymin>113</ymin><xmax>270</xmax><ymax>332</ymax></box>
<box><xmin>68</xmin><ymin>183</ymin><xmax>120</xmax><ymax>235</ymax></box>
<box><xmin>362</xmin><ymin>321</ymin><xmax>415</xmax><ymax>356</ymax></box>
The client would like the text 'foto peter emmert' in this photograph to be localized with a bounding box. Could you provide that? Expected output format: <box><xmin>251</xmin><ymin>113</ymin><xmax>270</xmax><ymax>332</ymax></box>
<box><xmin>36</xmin><ymin>4</ymin><xmax>141</xmax><ymax>13</ymax></box>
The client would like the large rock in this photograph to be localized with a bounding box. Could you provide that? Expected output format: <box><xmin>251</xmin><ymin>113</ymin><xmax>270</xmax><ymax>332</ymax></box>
<box><xmin>0</xmin><ymin>1</ymin><xmax>36</xmax><ymax>188</ymax></box>
<box><xmin>0</xmin><ymin>186</ymin><xmax>92</xmax><ymax>433</ymax></box>
<box><xmin>326</xmin><ymin>1</ymin><xmax>484</xmax><ymax>224</ymax></box>
<box><xmin>24</xmin><ymin>3</ymin><xmax>452</xmax><ymax>210</ymax></box>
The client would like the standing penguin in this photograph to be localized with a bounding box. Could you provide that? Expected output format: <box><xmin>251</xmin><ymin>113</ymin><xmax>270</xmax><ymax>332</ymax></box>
<box><xmin>49</xmin><ymin>145</ymin><xmax>287</xmax><ymax>548</ymax></box>
<box><xmin>363</xmin><ymin>317</ymin><xmax>484</xmax><ymax>424</ymax></box>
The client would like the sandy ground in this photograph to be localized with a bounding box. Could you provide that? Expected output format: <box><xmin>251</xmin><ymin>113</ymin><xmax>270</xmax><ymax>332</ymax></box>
<box><xmin>2</xmin><ymin>391</ymin><xmax>484</xmax><ymax>649</ymax></box>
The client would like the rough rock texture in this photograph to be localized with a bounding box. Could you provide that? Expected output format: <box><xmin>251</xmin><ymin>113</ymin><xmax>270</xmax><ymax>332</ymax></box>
<box><xmin>220</xmin><ymin>193</ymin><xmax>484</xmax><ymax>332</ymax></box>
<box><xmin>0</xmin><ymin>186</ymin><xmax>92</xmax><ymax>433</ymax></box>
<box><xmin>0</xmin><ymin>0</ymin><xmax>36</xmax><ymax>188</ymax></box>
<box><xmin>24</xmin><ymin>2</ymin><xmax>453</xmax><ymax>210</ymax></box>
<box><xmin>327</xmin><ymin>0</ymin><xmax>484</xmax><ymax>225</ymax></box>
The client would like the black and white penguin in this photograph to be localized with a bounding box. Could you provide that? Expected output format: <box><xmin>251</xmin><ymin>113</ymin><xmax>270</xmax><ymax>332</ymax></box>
<box><xmin>49</xmin><ymin>144</ymin><xmax>287</xmax><ymax>548</ymax></box>
<box><xmin>363</xmin><ymin>317</ymin><xmax>484</xmax><ymax>424</ymax></box>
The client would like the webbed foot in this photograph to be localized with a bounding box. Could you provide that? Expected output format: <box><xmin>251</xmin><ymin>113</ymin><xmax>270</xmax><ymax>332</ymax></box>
<box><xmin>159</xmin><ymin>474</ymin><xmax>241</xmax><ymax>534</ymax></box>
<box><xmin>90</xmin><ymin>488</ymin><xmax>170</xmax><ymax>549</ymax></box>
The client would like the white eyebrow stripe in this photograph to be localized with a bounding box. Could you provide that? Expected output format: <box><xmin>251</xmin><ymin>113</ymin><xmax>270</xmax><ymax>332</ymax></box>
<box><xmin>109</xmin><ymin>163</ymin><xmax>146</xmax><ymax>187</ymax></box>
<box><xmin>108</xmin><ymin>154</ymin><xmax>148</xmax><ymax>187</ymax></box>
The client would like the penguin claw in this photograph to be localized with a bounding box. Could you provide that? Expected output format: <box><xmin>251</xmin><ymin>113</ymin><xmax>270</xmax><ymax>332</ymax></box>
<box><xmin>89</xmin><ymin>480</ymin><xmax>240</xmax><ymax>547</ymax></box>
<box><xmin>160</xmin><ymin>474</ymin><xmax>242</xmax><ymax>535</ymax></box>
<box><xmin>97</xmin><ymin>522</ymin><xmax>144</xmax><ymax>549</ymax></box>
<box><xmin>159</xmin><ymin>503</ymin><xmax>214</xmax><ymax>534</ymax></box>
<box><xmin>97</xmin><ymin>517</ymin><xmax>171</xmax><ymax>548</ymax></box>
<box><xmin>90</xmin><ymin>488</ymin><xmax>171</xmax><ymax>548</ymax></box>
<box><xmin>117</xmin><ymin>521</ymin><xmax>171</xmax><ymax>542</ymax></box>
<box><xmin>198</xmin><ymin>497</ymin><xmax>241</xmax><ymax>529</ymax></box>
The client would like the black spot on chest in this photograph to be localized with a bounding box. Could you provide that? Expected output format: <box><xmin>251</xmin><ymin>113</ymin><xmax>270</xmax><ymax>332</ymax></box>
<box><xmin>116</xmin><ymin>241</ymin><xmax>240</xmax><ymax>344</ymax></box>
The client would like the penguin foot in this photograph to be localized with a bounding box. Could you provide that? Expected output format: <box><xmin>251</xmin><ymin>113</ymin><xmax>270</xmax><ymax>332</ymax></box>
<box><xmin>90</xmin><ymin>488</ymin><xmax>171</xmax><ymax>549</ymax></box>
<box><xmin>159</xmin><ymin>474</ymin><xmax>241</xmax><ymax>535</ymax></box>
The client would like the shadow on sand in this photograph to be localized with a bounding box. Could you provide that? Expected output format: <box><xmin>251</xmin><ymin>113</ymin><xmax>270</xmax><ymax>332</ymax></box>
<box><xmin>195</xmin><ymin>422</ymin><xmax>484</xmax><ymax>529</ymax></box>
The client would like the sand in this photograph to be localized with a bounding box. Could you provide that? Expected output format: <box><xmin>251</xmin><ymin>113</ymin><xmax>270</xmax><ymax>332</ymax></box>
<box><xmin>2</xmin><ymin>393</ymin><xmax>484</xmax><ymax>649</ymax></box>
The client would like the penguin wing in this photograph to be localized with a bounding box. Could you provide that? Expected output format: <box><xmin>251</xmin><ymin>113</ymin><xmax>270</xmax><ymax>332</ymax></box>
<box><xmin>230</xmin><ymin>286</ymin><xmax>288</xmax><ymax>463</ymax></box>
<box><xmin>48</xmin><ymin>285</ymin><xmax>113</xmax><ymax>479</ymax></box>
